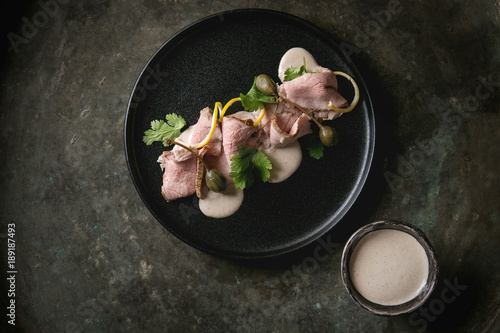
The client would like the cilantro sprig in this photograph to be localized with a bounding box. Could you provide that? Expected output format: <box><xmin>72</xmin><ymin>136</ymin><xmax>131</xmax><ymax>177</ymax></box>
<box><xmin>307</xmin><ymin>135</ymin><xmax>325</xmax><ymax>160</ymax></box>
<box><xmin>143</xmin><ymin>113</ymin><xmax>187</xmax><ymax>146</ymax></box>
<box><xmin>229</xmin><ymin>146</ymin><xmax>272</xmax><ymax>190</ymax></box>
<box><xmin>240</xmin><ymin>77</ymin><xmax>276</xmax><ymax>111</ymax></box>
<box><xmin>284</xmin><ymin>57</ymin><xmax>308</xmax><ymax>82</ymax></box>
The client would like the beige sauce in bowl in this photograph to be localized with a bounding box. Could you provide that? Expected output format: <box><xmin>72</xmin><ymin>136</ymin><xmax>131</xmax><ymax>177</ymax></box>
<box><xmin>349</xmin><ymin>229</ymin><xmax>429</xmax><ymax>306</ymax></box>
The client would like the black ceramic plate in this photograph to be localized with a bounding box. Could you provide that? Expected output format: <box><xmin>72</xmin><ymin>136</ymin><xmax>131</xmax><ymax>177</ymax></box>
<box><xmin>124</xmin><ymin>9</ymin><xmax>375</xmax><ymax>259</ymax></box>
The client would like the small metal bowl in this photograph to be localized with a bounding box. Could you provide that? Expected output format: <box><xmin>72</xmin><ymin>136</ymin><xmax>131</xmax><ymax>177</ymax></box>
<box><xmin>341</xmin><ymin>220</ymin><xmax>438</xmax><ymax>316</ymax></box>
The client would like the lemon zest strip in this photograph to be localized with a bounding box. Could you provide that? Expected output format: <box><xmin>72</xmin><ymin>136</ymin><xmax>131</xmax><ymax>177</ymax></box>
<box><xmin>194</xmin><ymin>102</ymin><xmax>221</xmax><ymax>149</ymax></box>
<box><xmin>253</xmin><ymin>107</ymin><xmax>266</xmax><ymax>127</ymax></box>
<box><xmin>328</xmin><ymin>71</ymin><xmax>359</xmax><ymax>113</ymax></box>
<box><xmin>219</xmin><ymin>97</ymin><xmax>241</xmax><ymax>121</ymax></box>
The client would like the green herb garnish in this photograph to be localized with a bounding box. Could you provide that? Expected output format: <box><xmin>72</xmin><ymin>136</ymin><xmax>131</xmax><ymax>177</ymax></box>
<box><xmin>143</xmin><ymin>113</ymin><xmax>187</xmax><ymax>146</ymax></box>
<box><xmin>284</xmin><ymin>57</ymin><xmax>308</xmax><ymax>81</ymax></box>
<box><xmin>240</xmin><ymin>77</ymin><xmax>276</xmax><ymax>112</ymax></box>
<box><xmin>307</xmin><ymin>135</ymin><xmax>325</xmax><ymax>160</ymax></box>
<box><xmin>229</xmin><ymin>146</ymin><xmax>272</xmax><ymax>190</ymax></box>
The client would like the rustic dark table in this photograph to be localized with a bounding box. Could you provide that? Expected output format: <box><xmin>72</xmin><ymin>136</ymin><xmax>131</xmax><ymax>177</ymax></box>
<box><xmin>1</xmin><ymin>1</ymin><xmax>499</xmax><ymax>332</ymax></box>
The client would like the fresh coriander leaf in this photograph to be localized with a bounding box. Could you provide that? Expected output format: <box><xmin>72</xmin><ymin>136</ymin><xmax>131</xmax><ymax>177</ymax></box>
<box><xmin>240</xmin><ymin>77</ymin><xmax>276</xmax><ymax>112</ymax></box>
<box><xmin>229</xmin><ymin>146</ymin><xmax>272</xmax><ymax>190</ymax></box>
<box><xmin>165</xmin><ymin>113</ymin><xmax>186</xmax><ymax>131</ymax></box>
<box><xmin>284</xmin><ymin>57</ymin><xmax>308</xmax><ymax>81</ymax></box>
<box><xmin>142</xmin><ymin>120</ymin><xmax>168</xmax><ymax>145</ymax></box>
<box><xmin>230</xmin><ymin>155</ymin><xmax>254</xmax><ymax>190</ymax></box>
<box><xmin>284</xmin><ymin>65</ymin><xmax>307</xmax><ymax>81</ymax></box>
<box><xmin>251</xmin><ymin>148</ymin><xmax>272</xmax><ymax>182</ymax></box>
<box><xmin>307</xmin><ymin>135</ymin><xmax>324</xmax><ymax>160</ymax></box>
<box><xmin>143</xmin><ymin>113</ymin><xmax>187</xmax><ymax>146</ymax></box>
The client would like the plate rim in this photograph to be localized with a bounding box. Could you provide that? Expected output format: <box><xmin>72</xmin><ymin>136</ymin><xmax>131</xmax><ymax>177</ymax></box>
<box><xmin>124</xmin><ymin>8</ymin><xmax>376</xmax><ymax>259</ymax></box>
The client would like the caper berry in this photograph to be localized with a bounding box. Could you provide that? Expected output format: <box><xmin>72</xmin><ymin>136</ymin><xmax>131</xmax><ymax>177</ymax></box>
<box><xmin>256</xmin><ymin>74</ymin><xmax>277</xmax><ymax>96</ymax></box>
<box><xmin>319</xmin><ymin>126</ymin><xmax>339</xmax><ymax>147</ymax></box>
<box><xmin>205</xmin><ymin>169</ymin><xmax>227</xmax><ymax>193</ymax></box>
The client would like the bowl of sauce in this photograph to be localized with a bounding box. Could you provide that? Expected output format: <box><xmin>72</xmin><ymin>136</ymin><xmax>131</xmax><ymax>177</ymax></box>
<box><xmin>341</xmin><ymin>220</ymin><xmax>438</xmax><ymax>315</ymax></box>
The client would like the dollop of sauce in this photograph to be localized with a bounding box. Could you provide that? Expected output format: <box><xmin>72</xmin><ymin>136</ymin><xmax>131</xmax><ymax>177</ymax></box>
<box><xmin>278</xmin><ymin>47</ymin><xmax>320</xmax><ymax>83</ymax></box>
<box><xmin>199</xmin><ymin>142</ymin><xmax>302</xmax><ymax>218</ymax></box>
<box><xmin>199</xmin><ymin>184</ymin><xmax>244</xmax><ymax>218</ymax></box>
<box><xmin>349</xmin><ymin>229</ymin><xmax>429</xmax><ymax>306</ymax></box>
<box><xmin>262</xmin><ymin>140</ymin><xmax>302</xmax><ymax>183</ymax></box>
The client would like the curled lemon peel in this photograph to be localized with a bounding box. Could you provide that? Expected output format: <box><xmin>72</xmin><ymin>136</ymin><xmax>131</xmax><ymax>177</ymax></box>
<box><xmin>194</xmin><ymin>102</ymin><xmax>221</xmax><ymax>149</ymax></box>
<box><xmin>328</xmin><ymin>71</ymin><xmax>359</xmax><ymax>113</ymax></box>
<box><xmin>253</xmin><ymin>107</ymin><xmax>266</xmax><ymax>127</ymax></box>
<box><xmin>220</xmin><ymin>96</ymin><xmax>265</xmax><ymax>127</ymax></box>
<box><xmin>219</xmin><ymin>97</ymin><xmax>241</xmax><ymax>121</ymax></box>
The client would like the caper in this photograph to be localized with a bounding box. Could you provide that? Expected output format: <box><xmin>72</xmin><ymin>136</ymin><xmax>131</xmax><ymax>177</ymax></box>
<box><xmin>256</xmin><ymin>74</ymin><xmax>277</xmax><ymax>96</ymax></box>
<box><xmin>205</xmin><ymin>169</ymin><xmax>227</xmax><ymax>193</ymax></box>
<box><xmin>319</xmin><ymin>126</ymin><xmax>339</xmax><ymax>147</ymax></box>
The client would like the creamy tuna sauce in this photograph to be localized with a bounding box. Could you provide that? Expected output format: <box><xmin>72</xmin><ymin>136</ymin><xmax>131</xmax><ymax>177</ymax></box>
<box><xmin>278</xmin><ymin>47</ymin><xmax>319</xmax><ymax>83</ymax></box>
<box><xmin>199</xmin><ymin>142</ymin><xmax>302</xmax><ymax>218</ymax></box>
<box><xmin>262</xmin><ymin>140</ymin><xmax>302</xmax><ymax>183</ymax></box>
<box><xmin>349</xmin><ymin>229</ymin><xmax>429</xmax><ymax>306</ymax></box>
<box><xmin>199</xmin><ymin>184</ymin><xmax>244</xmax><ymax>218</ymax></box>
